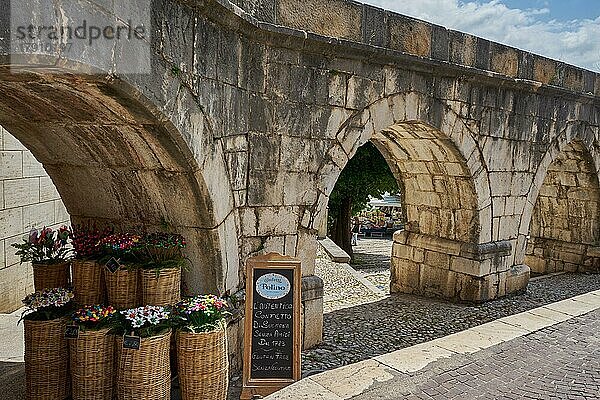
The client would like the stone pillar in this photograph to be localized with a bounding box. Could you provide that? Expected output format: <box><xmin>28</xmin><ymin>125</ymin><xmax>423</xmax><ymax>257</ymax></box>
<box><xmin>300</xmin><ymin>275</ymin><xmax>324</xmax><ymax>349</ymax></box>
<box><xmin>391</xmin><ymin>230</ymin><xmax>529</xmax><ymax>302</ymax></box>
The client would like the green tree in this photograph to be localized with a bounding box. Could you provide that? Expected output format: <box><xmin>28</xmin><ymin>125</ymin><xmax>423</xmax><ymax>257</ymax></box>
<box><xmin>328</xmin><ymin>142</ymin><xmax>399</xmax><ymax>256</ymax></box>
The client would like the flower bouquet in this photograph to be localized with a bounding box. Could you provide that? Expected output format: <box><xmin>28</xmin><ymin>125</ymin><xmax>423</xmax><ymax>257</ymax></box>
<box><xmin>115</xmin><ymin>306</ymin><xmax>172</xmax><ymax>400</ymax></box>
<box><xmin>12</xmin><ymin>226</ymin><xmax>72</xmax><ymax>291</ymax></box>
<box><xmin>100</xmin><ymin>233</ymin><xmax>142</xmax><ymax>309</ymax></box>
<box><xmin>21</xmin><ymin>288</ymin><xmax>74</xmax><ymax>400</ymax></box>
<box><xmin>173</xmin><ymin>295</ymin><xmax>230</xmax><ymax>400</ymax></box>
<box><xmin>69</xmin><ymin>305</ymin><xmax>117</xmax><ymax>400</ymax></box>
<box><xmin>138</xmin><ymin>233</ymin><xmax>186</xmax><ymax>306</ymax></box>
<box><xmin>70</xmin><ymin>225</ymin><xmax>114</xmax><ymax>305</ymax></box>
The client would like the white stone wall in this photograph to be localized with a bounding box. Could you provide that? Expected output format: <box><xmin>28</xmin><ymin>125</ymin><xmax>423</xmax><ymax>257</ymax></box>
<box><xmin>0</xmin><ymin>126</ymin><xmax>69</xmax><ymax>312</ymax></box>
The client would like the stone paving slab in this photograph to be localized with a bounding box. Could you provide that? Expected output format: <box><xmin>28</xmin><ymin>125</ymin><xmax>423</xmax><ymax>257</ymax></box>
<box><xmin>310</xmin><ymin>359</ymin><xmax>395</xmax><ymax>399</ymax></box>
<box><xmin>375</xmin><ymin>343</ymin><xmax>455</xmax><ymax>374</ymax></box>
<box><xmin>269</xmin><ymin>290</ymin><xmax>600</xmax><ymax>400</ymax></box>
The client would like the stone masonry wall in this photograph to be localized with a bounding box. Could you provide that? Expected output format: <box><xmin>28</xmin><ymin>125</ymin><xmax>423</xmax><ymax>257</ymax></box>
<box><xmin>391</xmin><ymin>231</ymin><xmax>529</xmax><ymax>302</ymax></box>
<box><xmin>0</xmin><ymin>126</ymin><xmax>69</xmax><ymax>312</ymax></box>
<box><xmin>526</xmin><ymin>141</ymin><xmax>600</xmax><ymax>274</ymax></box>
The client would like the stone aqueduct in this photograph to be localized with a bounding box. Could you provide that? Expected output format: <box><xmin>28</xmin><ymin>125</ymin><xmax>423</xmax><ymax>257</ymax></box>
<box><xmin>2</xmin><ymin>0</ymin><xmax>600</xmax><ymax>352</ymax></box>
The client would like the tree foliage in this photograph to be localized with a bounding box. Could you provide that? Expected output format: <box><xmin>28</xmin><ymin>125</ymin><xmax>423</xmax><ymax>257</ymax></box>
<box><xmin>328</xmin><ymin>142</ymin><xmax>399</xmax><ymax>255</ymax></box>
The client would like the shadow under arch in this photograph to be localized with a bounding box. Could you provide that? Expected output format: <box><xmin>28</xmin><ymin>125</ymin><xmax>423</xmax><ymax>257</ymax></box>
<box><xmin>0</xmin><ymin>64</ymin><xmax>236</xmax><ymax>294</ymax></box>
<box><xmin>316</xmin><ymin>92</ymin><xmax>527</xmax><ymax>302</ymax></box>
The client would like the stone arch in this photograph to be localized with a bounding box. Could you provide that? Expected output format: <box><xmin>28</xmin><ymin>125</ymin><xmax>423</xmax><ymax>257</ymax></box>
<box><xmin>316</xmin><ymin>92</ymin><xmax>522</xmax><ymax>302</ymax></box>
<box><xmin>370</xmin><ymin>123</ymin><xmax>480</xmax><ymax>243</ymax></box>
<box><xmin>522</xmin><ymin>138</ymin><xmax>600</xmax><ymax>274</ymax></box>
<box><xmin>0</xmin><ymin>64</ymin><xmax>238</xmax><ymax>295</ymax></box>
<box><xmin>318</xmin><ymin>92</ymin><xmax>490</xmax><ymax>244</ymax></box>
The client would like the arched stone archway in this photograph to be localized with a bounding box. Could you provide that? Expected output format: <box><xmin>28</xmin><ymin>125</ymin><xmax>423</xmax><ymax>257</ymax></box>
<box><xmin>317</xmin><ymin>92</ymin><xmax>528</xmax><ymax>302</ymax></box>
<box><xmin>0</xmin><ymin>66</ymin><xmax>239</xmax><ymax>295</ymax></box>
<box><xmin>372</xmin><ymin>122</ymin><xmax>480</xmax><ymax>243</ymax></box>
<box><xmin>525</xmin><ymin>140</ymin><xmax>600</xmax><ymax>274</ymax></box>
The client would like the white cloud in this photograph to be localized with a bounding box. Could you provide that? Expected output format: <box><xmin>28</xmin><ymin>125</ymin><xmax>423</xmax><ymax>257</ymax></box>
<box><xmin>364</xmin><ymin>0</ymin><xmax>600</xmax><ymax>72</ymax></box>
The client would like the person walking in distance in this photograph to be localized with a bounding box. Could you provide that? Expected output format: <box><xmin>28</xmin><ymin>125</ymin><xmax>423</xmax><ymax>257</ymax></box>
<box><xmin>351</xmin><ymin>217</ymin><xmax>361</xmax><ymax>246</ymax></box>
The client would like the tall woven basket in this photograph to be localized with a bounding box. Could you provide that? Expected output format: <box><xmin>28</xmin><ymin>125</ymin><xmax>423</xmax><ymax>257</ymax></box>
<box><xmin>69</xmin><ymin>327</ymin><xmax>114</xmax><ymax>400</ymax></box>
<box><xmin>116</xmin><ymin>330</ymin><xmax>172</xmax><ymax>400</ymax></box>
<box><xmin>176</xmin><ymin>326</ymin><xmax>228</xmax><ymax>400</ymax></box>
<box><xmin>104</xmin><ymin>267</ymin><xmax>139</xmax><ymax>310</ymax></box>
<box><xmin>32</xmin><ymin>261</ymin><xmax>70</xmax><ymax>291</ymax></box>
<box><xmin>72</xmin><ymin>260</ymin><xmax>105</xmax><ymax>305</ymax></box>
<box><xmin>140</xmin><ymin>268</ymin><xmax>181</xmax><ymax>306</ymax></box>
<box><xmin>24</xmin><ymin>318</ymin><xmax>70</xmax><ymax>400</ymax></box>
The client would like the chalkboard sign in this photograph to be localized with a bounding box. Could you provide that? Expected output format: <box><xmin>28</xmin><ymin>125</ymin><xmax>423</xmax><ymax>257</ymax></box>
<box><xmin>105</xmin><ymin>257</ymin><xmax>121</xmax><ymax>273</ymax></box>
<box><xmin>122</xmin><ymin>335</ymin><xmax>141</xmax><ymax>350</ymax></box>
<box><xmin>65</xmin><ymin>325</ymin><xmax>79</xmax><ymax>339</ymax></box>
<box><xmin>241</xmin><ymin>253</ymin><xmax>301</xmax><ymax>400</ymax></box>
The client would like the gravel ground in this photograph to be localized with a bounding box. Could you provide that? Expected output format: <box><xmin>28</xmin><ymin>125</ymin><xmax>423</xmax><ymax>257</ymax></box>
<box><xmin>304</xmin><ymin>238</ymin><xmax>600</xmax><ymax>375</ymax></box>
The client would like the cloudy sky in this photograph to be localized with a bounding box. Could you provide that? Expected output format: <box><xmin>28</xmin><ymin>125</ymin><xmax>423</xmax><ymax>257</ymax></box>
<box><xmin>363</xmin><ymin>0</ymin><xmax>600</xmax><ymax>72</ymax></box>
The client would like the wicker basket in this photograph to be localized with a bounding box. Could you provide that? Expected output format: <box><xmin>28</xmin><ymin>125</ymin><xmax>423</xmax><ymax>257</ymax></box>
<box><xmin>140</xmin><ymin>268</ymin><xmax>181</xmax><ymax>306</ymax></box>
<box><xmin>104</xmin><ymin>267</ymin><xmax>139</xmax><ymax>310</ymax></box>
<box><xmin>72</xmin><ymin>260</ymin><xmax>105</xmax><ymax>305</ymax></box>
<box><xmin>176</xmin><ymin>326</ymin><xmax>228</xmax><ymax>400</ymax></box>
<box><xmin>116</xmin><ymin>330</ymin><xmax>172</xmax><ymax>400</ymax></box>
<box><xmin>69</xmin><ymin>327</ymin><xmax>114</xmax><ymax>400</ymax></box>
<box><xmin>24</xmin><ymin>317</ymin><xmax>70</xmax><ymax>400</ymax></box>
<box><xmin>32</xmin><ymin>261</ymin><xmax>70</xmax><ymax>292</ymax></box>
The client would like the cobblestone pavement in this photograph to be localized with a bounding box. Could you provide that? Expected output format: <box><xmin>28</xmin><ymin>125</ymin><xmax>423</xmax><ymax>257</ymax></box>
<box><xmin>316</xmin><ymin>245</ymin><xmax>386</xmax><ymax>313</ymax></box>
<box><xmin>354</xmin><ymin>309</ymin><xmax>600</xmax><ymax>400</ymax></box>
<box><xmin>351</xmin><ymin>237</ymin><xmax>393</xmax><ymax>295</ymax></box>
<box><xmin>305</xmin><ymin>237</ymin><xmax>600</xmax><ymax>374</ymax></box>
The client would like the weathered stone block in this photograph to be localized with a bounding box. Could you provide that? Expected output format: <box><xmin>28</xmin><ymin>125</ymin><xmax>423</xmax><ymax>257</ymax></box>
<box><xmin>0</xmin><ymin>151</ymin><xmax>23</xmax><ymax>180</ymax></box>
<box><xmin>256</xmin><ymin>206</ymin><xmax>299</xmax><ymax>236</ymax></box>
<box><xmin>450</xmin><ymin>256</ymin><xmax>481</xmax><ymax>276</ymax></box>
<box><xmin>490</xmin><ymin>44</ymin><xmax>518</xmax><ymax>77</ymax></box>
<box><xmin>0</xmin><ymin>262</ymin><xmax>33</xmax><ymax>312</ymax></box>
<box><xmin>505</xmin><ymin>265</ymin><xmax>529</xmax><ymax>295</ymax></box>
<box><xmin>362</xmin><ymin>5</ymin><xmax>388</xmax><ymax>48</ymax></box>
<box><xmin>393</xmin><ymin>230</ymin><xmax>408</xmax><ymax>244</ymax></box>
<box><xmin>419</xmin><ymin>264</ymin><xmax>455</xmax><ymax>299</ymax></box>
<box><xmin>277</xmin><ymin>0</ymin><xmax>362</xmax><ymax>41</ymax></box>
<box><xmin>408</xmin><ymin>233</ymin><xmax>462</xmax><ymax>256</ymax></box>
<box><xmin>388</xmin><ymin>15</ymin><xmax>431</xmax><ymax>57</ymax></box>
<box><xmin>39</xmin><ymin>177</ymin><xmax>60</xmax><ymax>202</ymax></box>
<box><xmin>424</xmin><ymin>250</ymin><xmax>450</xmax><ymax>270</ymax></box>
<box><xmin>449</xmin><ymin>32</ymin><xmax>476</xmax><ymax>67</ymax></box>
<box><xmin>391</xmin><ymin>257</ymin><xmax>421</xmax><ymax>293</ymax></box>
<box><xmin>475</xmin><ymin>38</ymin><xmax>491</xmax><ymax>70</ymax></box>
<box><xmin>54</xmin><ymin>201</ymin><xmax>69</xmax><ymax>224</ymax></box>
<box><xmin>392</xmin><ymin>243</ymin><xmax>412</xmax><ymax>259</ymax></box>
<box><xmin>302</xmin><ymin>296</ymin><xmax>323</xmax><ymax>349</ymax></box>
<box><xmin>296</xmin><ymin>229</ymin><xmax>317</xmax><ymax>276</ymax></box>
<box><xmin>346</xmin><ymin>75</ymin><xmax>384</xmax><ymax>110</ymax></box>
<box><xmin>4</xmin><ymin>178</ymin><xmax>39</xmax><ymax>209</ymax></box>
<box><xmin>431</xmin><ymin>25</ymin><xmax>449</xmax><ymax>61</ymax></box>
<box><xmin>23</xmin><ymin>202</ymin><xmax>56</xmax><ymax>232</ymax></box>
<box><xmin>533</xmin><ymin>57</ymin><xmax>556</xmax><ymax>85</ymax></box>
<box><xmin>454</xmin><ymin>273</ymin><xmax>487</xmax><ymax>302</ymax></box>
<box><xmin>0</xmin><ymin>208</ymin><xmax>23</xmax><ymax>240</ymax></box>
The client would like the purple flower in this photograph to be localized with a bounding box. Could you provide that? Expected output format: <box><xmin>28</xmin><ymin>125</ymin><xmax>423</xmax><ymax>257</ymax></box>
<box><xmin>28</xmin><ymin>230</ymin><xmax>38</xmax><ymax>244</ymax></box>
